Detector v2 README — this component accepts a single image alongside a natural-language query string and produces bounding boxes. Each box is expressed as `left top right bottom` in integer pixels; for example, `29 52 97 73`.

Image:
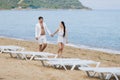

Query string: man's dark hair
38 16 43 20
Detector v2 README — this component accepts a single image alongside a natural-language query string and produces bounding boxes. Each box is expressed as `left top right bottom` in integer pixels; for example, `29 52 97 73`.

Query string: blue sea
0 10 120 54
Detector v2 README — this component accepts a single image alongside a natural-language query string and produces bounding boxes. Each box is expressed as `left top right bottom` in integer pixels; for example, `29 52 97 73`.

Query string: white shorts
38 35 47 44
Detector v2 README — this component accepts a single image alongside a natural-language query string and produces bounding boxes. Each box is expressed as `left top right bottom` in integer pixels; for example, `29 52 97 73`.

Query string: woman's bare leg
58 43 61 58
58 43 64 58
60 43 64 57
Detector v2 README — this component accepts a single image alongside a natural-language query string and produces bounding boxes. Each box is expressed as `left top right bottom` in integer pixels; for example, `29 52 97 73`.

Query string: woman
52 21 68 58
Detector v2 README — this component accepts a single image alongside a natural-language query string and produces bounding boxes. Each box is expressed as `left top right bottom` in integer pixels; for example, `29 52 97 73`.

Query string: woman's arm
53 28 59 36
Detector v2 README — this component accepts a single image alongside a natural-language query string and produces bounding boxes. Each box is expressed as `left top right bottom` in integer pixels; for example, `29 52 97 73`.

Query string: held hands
50 34 54 37
36 37 38 40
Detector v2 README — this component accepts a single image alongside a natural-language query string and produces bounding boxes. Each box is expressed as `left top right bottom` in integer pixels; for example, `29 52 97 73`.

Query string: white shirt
35 22 51 38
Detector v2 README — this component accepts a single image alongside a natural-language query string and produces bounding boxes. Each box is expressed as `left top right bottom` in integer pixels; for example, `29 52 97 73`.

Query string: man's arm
35 24 39 40
44 23 52 36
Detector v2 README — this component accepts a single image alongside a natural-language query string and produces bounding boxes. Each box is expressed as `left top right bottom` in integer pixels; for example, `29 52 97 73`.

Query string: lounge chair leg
54 55 58 58
16 54 21 59
30 55 35 60
112 73 119 80
0 50 2 53
41 61 46 66
71 65 76 70
86 71 91 77
106 74 112 80
21 54 28 60
62 65 67 71
99 73 105 80
9 53 14 58
85 71 97 77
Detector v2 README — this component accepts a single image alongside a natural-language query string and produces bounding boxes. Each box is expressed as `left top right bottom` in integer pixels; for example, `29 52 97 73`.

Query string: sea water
0 10 120 54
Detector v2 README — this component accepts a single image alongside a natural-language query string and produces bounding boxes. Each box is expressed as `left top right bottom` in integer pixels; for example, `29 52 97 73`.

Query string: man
35 16 52 52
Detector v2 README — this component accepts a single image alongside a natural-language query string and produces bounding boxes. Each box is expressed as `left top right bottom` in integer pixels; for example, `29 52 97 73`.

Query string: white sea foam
66 43 120 55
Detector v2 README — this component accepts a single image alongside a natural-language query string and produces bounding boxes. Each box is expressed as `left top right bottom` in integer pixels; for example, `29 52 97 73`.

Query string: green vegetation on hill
0 0 19 9
0 0 90 9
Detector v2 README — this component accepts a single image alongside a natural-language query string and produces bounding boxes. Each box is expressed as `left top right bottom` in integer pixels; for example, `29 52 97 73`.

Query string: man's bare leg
41 43 47 51
39 45 42 52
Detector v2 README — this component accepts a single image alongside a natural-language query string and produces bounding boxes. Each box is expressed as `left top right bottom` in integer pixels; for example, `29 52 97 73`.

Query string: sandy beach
0 37 120 80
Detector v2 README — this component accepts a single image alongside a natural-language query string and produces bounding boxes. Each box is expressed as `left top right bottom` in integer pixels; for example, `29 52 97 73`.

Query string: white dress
57 29 66 44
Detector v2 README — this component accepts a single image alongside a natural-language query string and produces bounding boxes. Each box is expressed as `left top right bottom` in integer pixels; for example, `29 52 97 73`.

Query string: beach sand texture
0 38 120 80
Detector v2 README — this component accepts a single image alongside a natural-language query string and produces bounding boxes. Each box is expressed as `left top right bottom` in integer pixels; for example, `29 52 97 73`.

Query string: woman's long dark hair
61 21 66 37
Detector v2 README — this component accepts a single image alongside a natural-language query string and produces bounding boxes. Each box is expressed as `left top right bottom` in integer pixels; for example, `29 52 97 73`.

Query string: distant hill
0 0 91 9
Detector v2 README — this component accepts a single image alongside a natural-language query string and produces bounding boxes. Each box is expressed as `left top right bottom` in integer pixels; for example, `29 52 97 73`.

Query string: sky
80 0 120 10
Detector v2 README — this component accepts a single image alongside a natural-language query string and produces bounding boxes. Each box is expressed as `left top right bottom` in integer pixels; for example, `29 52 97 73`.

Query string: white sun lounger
35 58 80 61
0 45 25 57
0 45 24 52
35 58 100 70
79 67 120 80
5 51 57 61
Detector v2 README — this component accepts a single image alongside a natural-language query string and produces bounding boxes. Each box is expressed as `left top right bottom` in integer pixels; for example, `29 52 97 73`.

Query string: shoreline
0 36 120 55
0 8 92 11
66 43 120 55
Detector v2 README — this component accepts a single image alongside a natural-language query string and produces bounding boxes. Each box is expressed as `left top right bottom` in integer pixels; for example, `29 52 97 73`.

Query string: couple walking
35 16 68 57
